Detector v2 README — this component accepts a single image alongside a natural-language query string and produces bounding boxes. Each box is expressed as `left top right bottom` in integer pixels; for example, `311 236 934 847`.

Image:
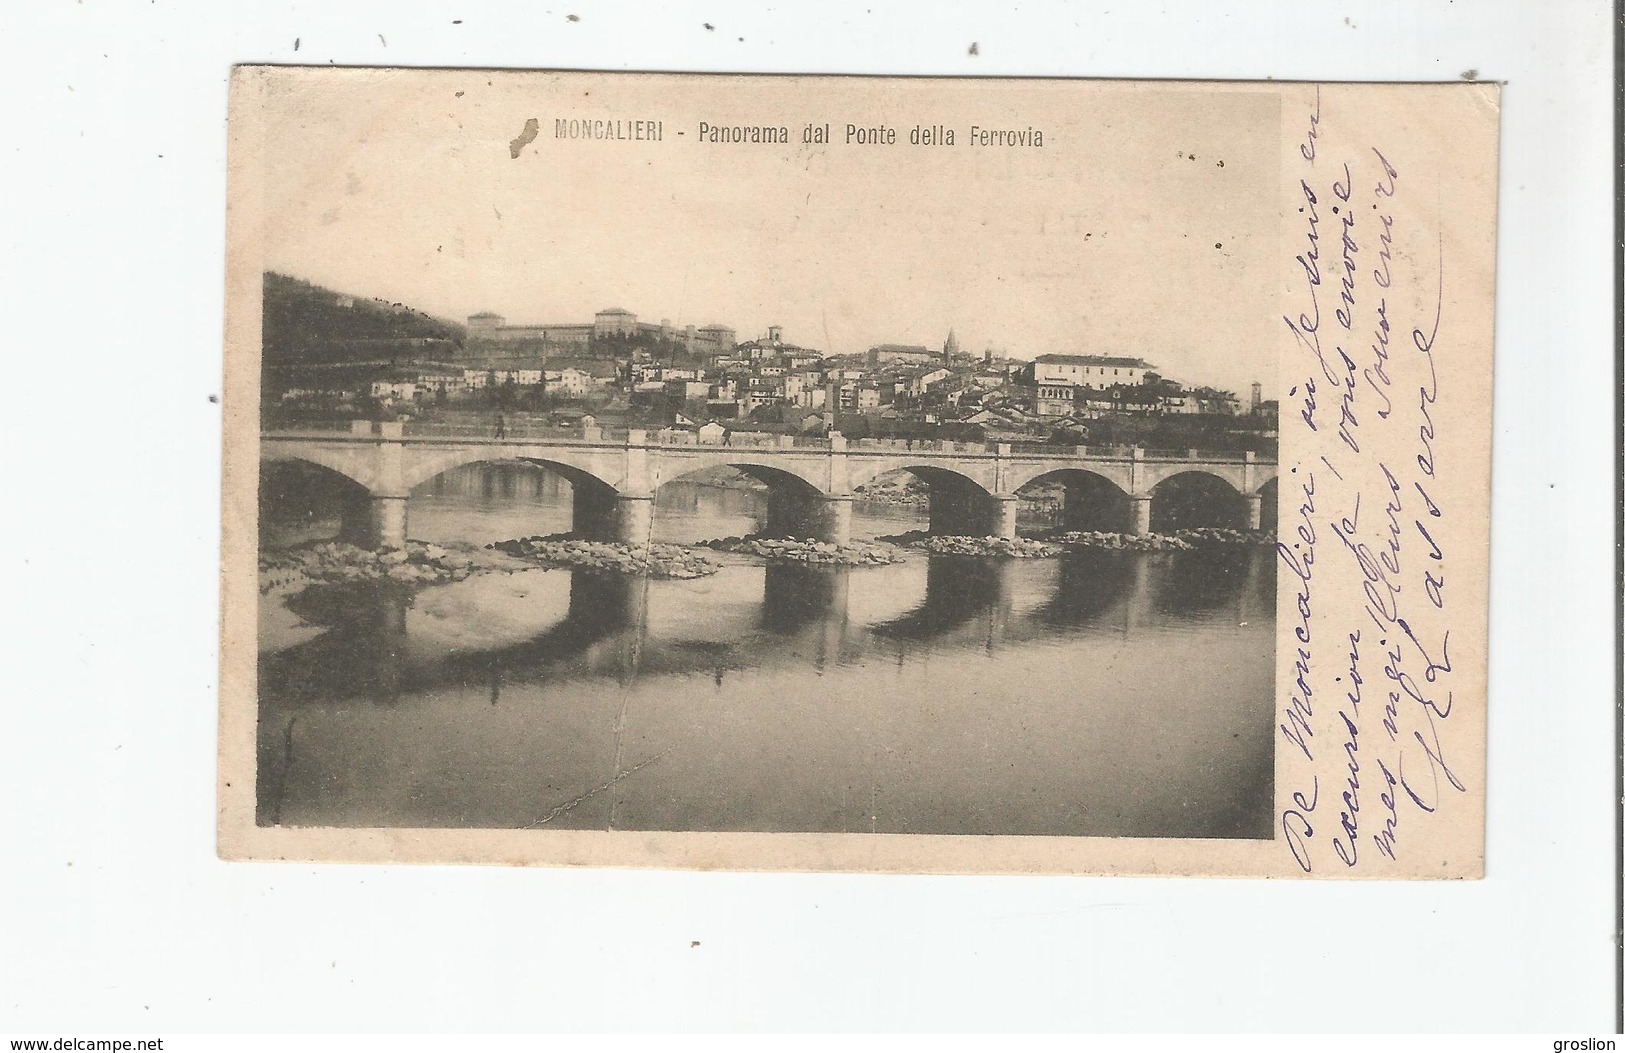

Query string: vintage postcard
219 67 1497 877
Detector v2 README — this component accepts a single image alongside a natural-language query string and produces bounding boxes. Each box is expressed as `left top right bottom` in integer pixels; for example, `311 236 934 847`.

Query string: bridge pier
337 492 373 548
1244 492 1264 530
762 490 851 546
345 494 408 549
571 487 617 540
927 490 978 536
810 495 853 547
926 490 1020 539
1128 493 1153 536
568 488 653 546
614 494 655 546
763 488 807 540
988 494 1020 541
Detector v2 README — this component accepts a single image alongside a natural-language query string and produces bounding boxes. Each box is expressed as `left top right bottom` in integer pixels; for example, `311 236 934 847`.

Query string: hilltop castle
463 307 737 361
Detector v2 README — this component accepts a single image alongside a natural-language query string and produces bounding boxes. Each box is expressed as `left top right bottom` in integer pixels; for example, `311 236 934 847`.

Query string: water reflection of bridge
260 425 1279 549
260 550 1274 721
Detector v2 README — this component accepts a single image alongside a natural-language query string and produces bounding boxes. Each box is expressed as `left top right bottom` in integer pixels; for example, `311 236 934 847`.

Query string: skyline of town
296 281 1260 397
265 268 1275 448
274 241 1281 397
258 79 1281 401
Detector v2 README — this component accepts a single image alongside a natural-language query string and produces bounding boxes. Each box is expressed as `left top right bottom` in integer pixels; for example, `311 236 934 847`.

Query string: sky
247 68 1283 397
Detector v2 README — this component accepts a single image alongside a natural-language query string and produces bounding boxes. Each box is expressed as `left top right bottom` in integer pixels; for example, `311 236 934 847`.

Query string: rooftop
1033 353 1153 368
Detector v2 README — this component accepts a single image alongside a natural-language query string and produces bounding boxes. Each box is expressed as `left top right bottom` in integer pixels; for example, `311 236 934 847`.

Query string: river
258 463 1276 839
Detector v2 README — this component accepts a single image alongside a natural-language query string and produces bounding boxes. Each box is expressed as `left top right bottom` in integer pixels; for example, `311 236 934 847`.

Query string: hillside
263 272 466 368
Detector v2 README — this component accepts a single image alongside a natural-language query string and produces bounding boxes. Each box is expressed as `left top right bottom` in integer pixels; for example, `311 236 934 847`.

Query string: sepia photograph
221 68 1495 876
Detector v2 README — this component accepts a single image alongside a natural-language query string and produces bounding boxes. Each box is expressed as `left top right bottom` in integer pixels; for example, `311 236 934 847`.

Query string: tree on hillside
261 272 467 366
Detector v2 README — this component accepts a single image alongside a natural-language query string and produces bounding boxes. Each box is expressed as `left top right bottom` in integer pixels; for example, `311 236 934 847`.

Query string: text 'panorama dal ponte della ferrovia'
551 118 1046 147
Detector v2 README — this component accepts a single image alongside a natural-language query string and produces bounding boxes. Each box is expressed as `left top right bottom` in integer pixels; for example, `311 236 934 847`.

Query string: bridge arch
652 462 832 542
259 456 377 548
648 450 829 496
261 445 381 495
1137 461 1250 494
846 459 997 495
848 462 1008 538
397 446 624 496
1148 470 1249 531
406 456 626 543
1012 468 1134 534
1003 461 1135 496
703 461 824 498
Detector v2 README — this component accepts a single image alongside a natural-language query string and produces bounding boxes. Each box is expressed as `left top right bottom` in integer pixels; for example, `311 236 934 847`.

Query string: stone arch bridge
261 421 1278 549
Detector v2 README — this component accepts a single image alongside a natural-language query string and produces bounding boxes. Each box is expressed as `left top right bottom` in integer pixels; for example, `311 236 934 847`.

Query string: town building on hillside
1024 353 1159 418
867 343 937 368
1035 382 1077 417
783 349 824 370
904 366 952 397
664 378 711 401
592 307 638 337
466 311 593 349
734 325 823 366
403 370 464 396
1187 388 1243 415
1030 353 1155 388
370 379 419 402
465 307 737 358
545 365 615 397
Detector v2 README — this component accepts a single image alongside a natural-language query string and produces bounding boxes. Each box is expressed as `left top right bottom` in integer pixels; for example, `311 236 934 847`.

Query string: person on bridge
493 412 506 439
721 426 732 446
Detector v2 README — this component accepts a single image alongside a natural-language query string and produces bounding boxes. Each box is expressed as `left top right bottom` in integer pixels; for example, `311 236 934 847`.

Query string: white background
1 0 1616 1034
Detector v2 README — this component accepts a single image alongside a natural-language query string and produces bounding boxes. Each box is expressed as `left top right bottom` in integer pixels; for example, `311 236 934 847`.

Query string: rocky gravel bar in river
876 528 1278 557
1037 527 1277 550
888 534 1064 558
490 535 722 578
258 540 507 595
700 535 906 566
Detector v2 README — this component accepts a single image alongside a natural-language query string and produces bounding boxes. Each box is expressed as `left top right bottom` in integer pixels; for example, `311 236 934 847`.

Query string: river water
259 463 1276 839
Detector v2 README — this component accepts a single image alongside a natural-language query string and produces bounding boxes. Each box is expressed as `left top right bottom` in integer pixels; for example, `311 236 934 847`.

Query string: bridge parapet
265 426 1271 471
270 420 1274 465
